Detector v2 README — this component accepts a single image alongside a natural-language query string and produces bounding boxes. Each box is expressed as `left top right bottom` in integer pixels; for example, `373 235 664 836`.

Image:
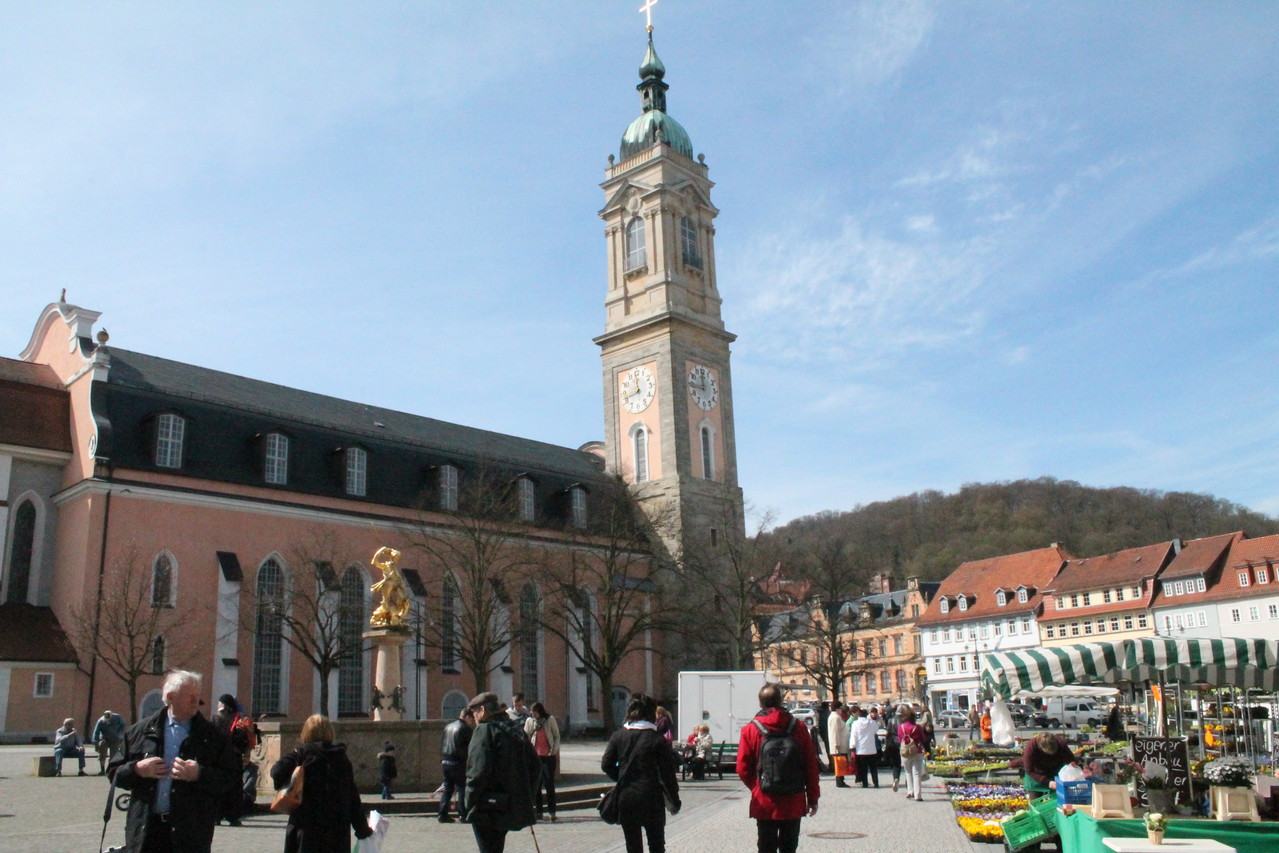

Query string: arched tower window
252 557 286 715
5 500 36 603
337 565 366 715
151 553 175 608
700 424 715 479
680 216 701 268
624 216 646 272
441 573 459 671
150 636 166 675
518 583 540 703
630 424 650 483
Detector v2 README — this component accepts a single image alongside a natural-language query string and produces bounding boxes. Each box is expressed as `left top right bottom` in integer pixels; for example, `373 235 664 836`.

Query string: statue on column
369 546 410 628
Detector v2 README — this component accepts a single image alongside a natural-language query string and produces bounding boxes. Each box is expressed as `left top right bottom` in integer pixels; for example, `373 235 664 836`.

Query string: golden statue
369 546 410 628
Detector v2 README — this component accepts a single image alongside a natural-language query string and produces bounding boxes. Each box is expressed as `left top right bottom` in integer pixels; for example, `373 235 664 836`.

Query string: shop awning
981 637 1279 700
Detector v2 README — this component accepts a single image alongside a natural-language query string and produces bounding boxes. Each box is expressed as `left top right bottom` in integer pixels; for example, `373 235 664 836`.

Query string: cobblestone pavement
1 742 982 853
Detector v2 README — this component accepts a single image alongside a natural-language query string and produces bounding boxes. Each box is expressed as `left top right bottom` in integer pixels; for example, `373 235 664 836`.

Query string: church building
0 26 743 739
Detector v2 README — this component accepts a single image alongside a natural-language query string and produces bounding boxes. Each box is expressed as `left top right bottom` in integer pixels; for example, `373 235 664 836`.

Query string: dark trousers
536 755 557 817
140 815 175 853
855 753 879 787
756 818 802 853
440 758 466 816
471 822 507 853
621 819 665 853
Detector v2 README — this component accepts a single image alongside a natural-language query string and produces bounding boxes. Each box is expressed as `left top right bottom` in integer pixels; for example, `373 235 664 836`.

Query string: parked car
1006 703 1036 726
1040 698 1104 728
937 709 968 729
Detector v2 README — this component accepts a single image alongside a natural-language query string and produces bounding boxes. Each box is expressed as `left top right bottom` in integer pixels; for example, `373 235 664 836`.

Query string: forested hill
770 478 1279 583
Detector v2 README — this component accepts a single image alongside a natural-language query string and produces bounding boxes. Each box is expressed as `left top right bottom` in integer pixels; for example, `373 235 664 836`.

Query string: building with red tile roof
1152 532 1279 640
1038 540 1177 646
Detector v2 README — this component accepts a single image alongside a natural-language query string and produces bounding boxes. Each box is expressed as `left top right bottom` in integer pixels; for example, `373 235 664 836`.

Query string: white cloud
812 0 935 101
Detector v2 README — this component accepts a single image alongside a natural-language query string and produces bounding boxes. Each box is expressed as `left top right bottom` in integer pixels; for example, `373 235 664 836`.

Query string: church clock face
687 364 718 410
620 366 657 413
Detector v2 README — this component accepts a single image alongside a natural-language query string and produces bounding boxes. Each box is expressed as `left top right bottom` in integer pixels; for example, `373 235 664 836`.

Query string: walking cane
531 824 544 853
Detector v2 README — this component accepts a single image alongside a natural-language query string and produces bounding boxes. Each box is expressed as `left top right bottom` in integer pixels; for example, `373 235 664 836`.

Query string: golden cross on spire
639 0 659 33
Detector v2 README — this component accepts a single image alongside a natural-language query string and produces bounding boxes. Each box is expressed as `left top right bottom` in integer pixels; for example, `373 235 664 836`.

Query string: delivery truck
677 670 774 744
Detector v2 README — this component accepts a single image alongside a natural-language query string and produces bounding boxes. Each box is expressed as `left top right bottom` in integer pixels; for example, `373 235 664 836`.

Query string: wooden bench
681 741 740 781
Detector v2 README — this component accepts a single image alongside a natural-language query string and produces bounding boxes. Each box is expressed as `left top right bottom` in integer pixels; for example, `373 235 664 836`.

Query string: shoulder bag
270 763 305 815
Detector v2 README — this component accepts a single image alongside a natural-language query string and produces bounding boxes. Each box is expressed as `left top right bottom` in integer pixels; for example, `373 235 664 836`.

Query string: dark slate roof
0 357 71 453
0 604 78 663
104 348 605 482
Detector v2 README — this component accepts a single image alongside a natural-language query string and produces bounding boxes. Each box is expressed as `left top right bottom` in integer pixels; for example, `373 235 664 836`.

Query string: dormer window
1238 571 1250 588
1017 587 1029 604
439 464 459 511
957 595 968 612
1258 568 1269 584
996 590 1007 607
155 413 185 469
624 216 647 272
570 486 588 530
344 447 367 496
264 433 289 485
517 477 535 522
939 598 949 614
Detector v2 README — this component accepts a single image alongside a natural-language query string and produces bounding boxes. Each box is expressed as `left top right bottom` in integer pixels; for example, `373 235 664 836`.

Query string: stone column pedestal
364 626 410 722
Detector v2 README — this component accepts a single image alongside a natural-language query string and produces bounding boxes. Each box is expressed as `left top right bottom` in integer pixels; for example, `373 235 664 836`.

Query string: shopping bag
355 809 389 853
269 765 304 815
832 755 850 776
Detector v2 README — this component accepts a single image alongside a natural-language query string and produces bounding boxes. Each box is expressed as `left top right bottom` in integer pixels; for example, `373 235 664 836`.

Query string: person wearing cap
54 716 87 776
440 707 476 822
92 709 126 775
377 741 398 800
465 692 540 853
212 694 254 826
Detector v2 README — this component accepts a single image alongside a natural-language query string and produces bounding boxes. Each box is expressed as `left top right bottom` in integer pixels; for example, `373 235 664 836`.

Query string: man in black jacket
109 670 239 853
465 692 540 853
439 706 475 822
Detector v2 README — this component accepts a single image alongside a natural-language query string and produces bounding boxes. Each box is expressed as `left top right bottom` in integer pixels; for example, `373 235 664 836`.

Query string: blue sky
2 2 1277 525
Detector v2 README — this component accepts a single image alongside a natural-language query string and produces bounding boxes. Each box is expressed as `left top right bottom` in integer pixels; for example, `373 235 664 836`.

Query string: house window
1174 580 1185 595
932 658 941 674
1124 615 1134 630
1007 619 1016 634
1019 618 1030 633
632 425 649 483
939 599 949 614
1162 582 1173 596
878 638 887 657
1257 568 1269 584
1116 588 1125 602
993 621 1003 636
1070 594 1079 607
1083 593 1092 606
880 671 890 691
517 477 535 522
679 216 701 268
441 574 459 671
957 596 968 611
896 669 907 692
1269 604 1278 619
264 433 289 485
1045 624 1055 639
979 624 989 639
1231 608 1241 623
155 413 185 468
959 655 968 672
1084 621 1093 635
345 447 367 496
519 584 541 703
1017 588 1028 604
1110 617 1120 632
700 425 715 479
1131 584 1141 598
931 629 939 642
945 657 954 673
996 590 1007 606
1103 589 1112 603
150 636 166 675
151 553 174 608
5 500 36 604
439 465 459 511
893 636 902 655
252 557 286 715
338 566 367 715
33 672 53 698
1070 621 1080 636
570 487 588 530
624 216 646 272
1175 614 1184 630
1196 577 1206 592
1238 571 1250 587
1249 606 1260 621
911 604 920 617
941 627 950 642
1198 611 1208 626
1137 614 1148 628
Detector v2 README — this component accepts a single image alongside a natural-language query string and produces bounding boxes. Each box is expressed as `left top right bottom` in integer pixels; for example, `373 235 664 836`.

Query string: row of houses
756 532 1279 713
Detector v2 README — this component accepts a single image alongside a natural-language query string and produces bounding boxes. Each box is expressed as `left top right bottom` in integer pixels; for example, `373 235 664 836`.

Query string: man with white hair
110 670 239 853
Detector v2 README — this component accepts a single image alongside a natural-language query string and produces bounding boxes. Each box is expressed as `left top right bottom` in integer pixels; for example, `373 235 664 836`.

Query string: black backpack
753 718 806 796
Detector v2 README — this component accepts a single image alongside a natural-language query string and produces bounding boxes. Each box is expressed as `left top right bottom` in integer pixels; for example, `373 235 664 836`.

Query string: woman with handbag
523 702 561 822
269 714 372 853
896 708 928 802
601 693 681 853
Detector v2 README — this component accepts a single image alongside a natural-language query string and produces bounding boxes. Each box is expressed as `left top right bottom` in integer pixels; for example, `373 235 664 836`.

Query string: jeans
902 753 926 799
53 745 85 774
621 820 665 853
441 759 466 817
471 822 507 853
756 818 802 853
535 755 557 817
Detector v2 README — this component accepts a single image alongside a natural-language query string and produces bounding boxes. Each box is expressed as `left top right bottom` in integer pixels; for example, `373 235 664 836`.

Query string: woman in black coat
270 714 373 853
601 693 681 853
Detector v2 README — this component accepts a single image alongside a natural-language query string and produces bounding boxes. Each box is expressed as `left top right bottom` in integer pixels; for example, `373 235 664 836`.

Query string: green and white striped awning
981 638 1279 700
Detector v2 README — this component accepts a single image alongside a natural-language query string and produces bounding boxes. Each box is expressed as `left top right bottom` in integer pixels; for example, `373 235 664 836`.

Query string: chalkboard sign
1133 736 1193 805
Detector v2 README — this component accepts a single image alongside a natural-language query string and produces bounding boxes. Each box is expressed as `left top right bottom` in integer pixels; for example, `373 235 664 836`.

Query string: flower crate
1001 810 1052 852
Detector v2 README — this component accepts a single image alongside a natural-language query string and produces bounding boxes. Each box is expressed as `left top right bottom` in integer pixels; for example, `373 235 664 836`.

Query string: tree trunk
318 664 331 717
128 679 139 725
601 673 616 733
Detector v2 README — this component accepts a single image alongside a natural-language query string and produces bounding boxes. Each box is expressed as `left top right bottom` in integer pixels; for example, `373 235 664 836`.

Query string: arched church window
625 217 646 272
150 636 166 675
631 425 649 483
441 573 460 671
518 583 540 703
700 425 715 479
680 216 701 268
5 500 36 603
337 565 366 715
252 557 286 715
151 553 174 607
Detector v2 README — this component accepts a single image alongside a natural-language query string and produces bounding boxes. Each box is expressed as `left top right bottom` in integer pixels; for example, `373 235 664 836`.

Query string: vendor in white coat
849 708 880 788
826 702 852 788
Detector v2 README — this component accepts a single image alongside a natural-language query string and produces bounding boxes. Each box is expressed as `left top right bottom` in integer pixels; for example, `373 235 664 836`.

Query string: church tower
596 28 745 575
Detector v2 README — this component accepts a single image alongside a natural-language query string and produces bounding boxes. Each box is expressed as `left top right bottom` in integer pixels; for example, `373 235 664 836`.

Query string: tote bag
270 764 305 815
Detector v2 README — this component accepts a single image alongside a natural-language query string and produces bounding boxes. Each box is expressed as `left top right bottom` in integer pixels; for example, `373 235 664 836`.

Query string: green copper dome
619 33 694 162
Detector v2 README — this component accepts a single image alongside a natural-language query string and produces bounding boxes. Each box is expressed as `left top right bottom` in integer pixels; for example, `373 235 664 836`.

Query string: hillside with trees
767 477 1279 584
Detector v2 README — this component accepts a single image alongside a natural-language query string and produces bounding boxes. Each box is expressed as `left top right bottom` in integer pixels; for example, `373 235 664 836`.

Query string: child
378 741 398 800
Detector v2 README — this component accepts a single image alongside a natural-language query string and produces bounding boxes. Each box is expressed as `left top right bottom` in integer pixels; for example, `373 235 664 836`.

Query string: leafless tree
65 546 202 724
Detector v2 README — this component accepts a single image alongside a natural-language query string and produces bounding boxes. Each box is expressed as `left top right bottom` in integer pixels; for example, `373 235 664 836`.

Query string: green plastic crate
1001 810 1052 852
1029 794 1058 827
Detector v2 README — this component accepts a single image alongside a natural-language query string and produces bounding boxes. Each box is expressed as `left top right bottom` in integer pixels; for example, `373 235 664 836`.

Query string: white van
1041 698 1104 728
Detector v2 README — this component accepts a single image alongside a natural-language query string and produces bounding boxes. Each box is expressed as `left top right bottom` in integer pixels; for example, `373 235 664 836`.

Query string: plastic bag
1058 764 1085 783
990 701 1016 746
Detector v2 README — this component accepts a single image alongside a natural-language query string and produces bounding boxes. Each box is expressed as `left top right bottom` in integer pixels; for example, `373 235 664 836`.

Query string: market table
1102 838 1235 853
1055 810 1277 853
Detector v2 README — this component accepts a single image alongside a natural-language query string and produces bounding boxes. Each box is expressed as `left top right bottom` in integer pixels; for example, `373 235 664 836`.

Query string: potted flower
1143 811 1168 844
1141 762 1176 814
1144 811 1168 844
1203 758 1258 821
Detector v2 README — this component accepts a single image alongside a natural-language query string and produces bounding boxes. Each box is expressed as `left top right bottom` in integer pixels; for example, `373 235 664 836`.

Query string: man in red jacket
737 684 821 853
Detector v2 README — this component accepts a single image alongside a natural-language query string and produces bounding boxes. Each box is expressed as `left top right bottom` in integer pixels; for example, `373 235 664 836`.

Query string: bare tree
404 465 536 696
535 477 670 733
65 546 201 723
240 529 369 717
